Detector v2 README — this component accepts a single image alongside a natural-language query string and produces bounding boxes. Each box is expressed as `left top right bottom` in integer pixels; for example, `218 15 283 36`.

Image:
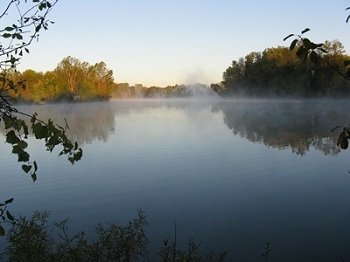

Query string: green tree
54 56 84 95
54 56 115 100
215 40 350 97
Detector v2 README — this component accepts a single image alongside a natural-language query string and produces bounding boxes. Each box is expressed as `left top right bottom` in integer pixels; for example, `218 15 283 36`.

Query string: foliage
284 28 350 82
214 40 350 97
1 211 55 262
0 0 82 234
283 28 326 63
0 1 82 178
0 210 226 261
0 0 57 69
113 83 216 99
158 223 227 262
0 198 15 237
5 56 115 102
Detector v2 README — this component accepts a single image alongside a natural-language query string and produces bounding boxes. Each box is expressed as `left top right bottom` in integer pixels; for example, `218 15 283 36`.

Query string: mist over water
1 98 350 261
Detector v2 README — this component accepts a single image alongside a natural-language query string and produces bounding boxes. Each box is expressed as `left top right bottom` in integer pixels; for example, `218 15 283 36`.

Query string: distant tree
53 57 115 100
54 56 84 94
214 40 350 97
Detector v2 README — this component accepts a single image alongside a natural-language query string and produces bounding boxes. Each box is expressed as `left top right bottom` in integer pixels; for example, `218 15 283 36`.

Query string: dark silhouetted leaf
22 164 32 173
5 198 14 204
301 28 310 34
0 225 4 236
12 145 23 154
31 173 37 182
290 39 298 50
302 38 312 49
6 130 20 144
4 26 14 31
6 210 14 221
18 151 30 162
283 34 294 41
34 161 38 172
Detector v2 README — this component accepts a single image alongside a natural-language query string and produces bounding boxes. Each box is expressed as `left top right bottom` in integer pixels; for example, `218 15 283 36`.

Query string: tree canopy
6 56 115 103
211 39 350 97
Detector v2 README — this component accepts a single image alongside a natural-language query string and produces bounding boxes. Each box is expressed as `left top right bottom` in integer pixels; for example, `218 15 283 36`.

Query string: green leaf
347 15 350 23
6 211 14 221
0 225 4 236
6 130 20 144
283 34 294 41
32 122 45 139
68 156 75 164
4 26 14 31
22 164 32 173
302 38 312 50
301 28 310 34
2 33 11 38
31 173 37 182
18 151 30 162
34 161 38 172
15 33 23 40
5 198 14 204
48 135 60 146
22 122 29 137
290 39 298 50
12 145 23 154
2 114 14 129
18 140 28 149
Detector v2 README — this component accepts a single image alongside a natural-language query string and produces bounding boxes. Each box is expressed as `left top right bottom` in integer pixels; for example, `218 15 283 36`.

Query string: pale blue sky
16 0 350 87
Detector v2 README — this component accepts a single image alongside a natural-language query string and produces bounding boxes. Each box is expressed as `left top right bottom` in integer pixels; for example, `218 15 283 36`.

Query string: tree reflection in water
212 99 347 156
3 99 348 157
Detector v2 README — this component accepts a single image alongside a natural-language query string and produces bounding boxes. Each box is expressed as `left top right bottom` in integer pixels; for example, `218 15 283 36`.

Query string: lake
1 98 350 261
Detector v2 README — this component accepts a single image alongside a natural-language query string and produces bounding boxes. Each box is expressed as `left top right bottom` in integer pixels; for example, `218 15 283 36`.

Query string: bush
0 210 226 262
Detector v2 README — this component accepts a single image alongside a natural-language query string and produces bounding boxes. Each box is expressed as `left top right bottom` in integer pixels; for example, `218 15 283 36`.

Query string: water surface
1 99 350 261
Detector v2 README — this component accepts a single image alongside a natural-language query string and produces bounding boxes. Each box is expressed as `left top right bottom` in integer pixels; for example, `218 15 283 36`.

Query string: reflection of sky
1 101 350 261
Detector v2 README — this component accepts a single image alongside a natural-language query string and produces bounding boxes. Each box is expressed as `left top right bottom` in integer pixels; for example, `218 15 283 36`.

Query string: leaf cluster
283 28 327 64
1 108 83 181
284 28 350 82
0 1 82 182
0 198 15 237
0 0 57 69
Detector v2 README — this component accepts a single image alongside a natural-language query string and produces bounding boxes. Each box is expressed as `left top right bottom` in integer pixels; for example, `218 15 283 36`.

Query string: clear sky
15 0 350 87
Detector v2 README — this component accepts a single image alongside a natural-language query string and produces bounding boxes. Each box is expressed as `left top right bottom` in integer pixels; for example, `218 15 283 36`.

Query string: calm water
1 99 350 261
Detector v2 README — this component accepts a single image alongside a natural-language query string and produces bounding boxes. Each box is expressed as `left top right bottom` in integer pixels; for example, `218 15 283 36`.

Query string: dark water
1 99 350 261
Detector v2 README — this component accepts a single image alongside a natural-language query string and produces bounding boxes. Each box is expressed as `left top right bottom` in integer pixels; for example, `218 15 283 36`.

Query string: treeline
4 55 216 103
112 83 216 99
211 40 350 97
6 56 115 103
